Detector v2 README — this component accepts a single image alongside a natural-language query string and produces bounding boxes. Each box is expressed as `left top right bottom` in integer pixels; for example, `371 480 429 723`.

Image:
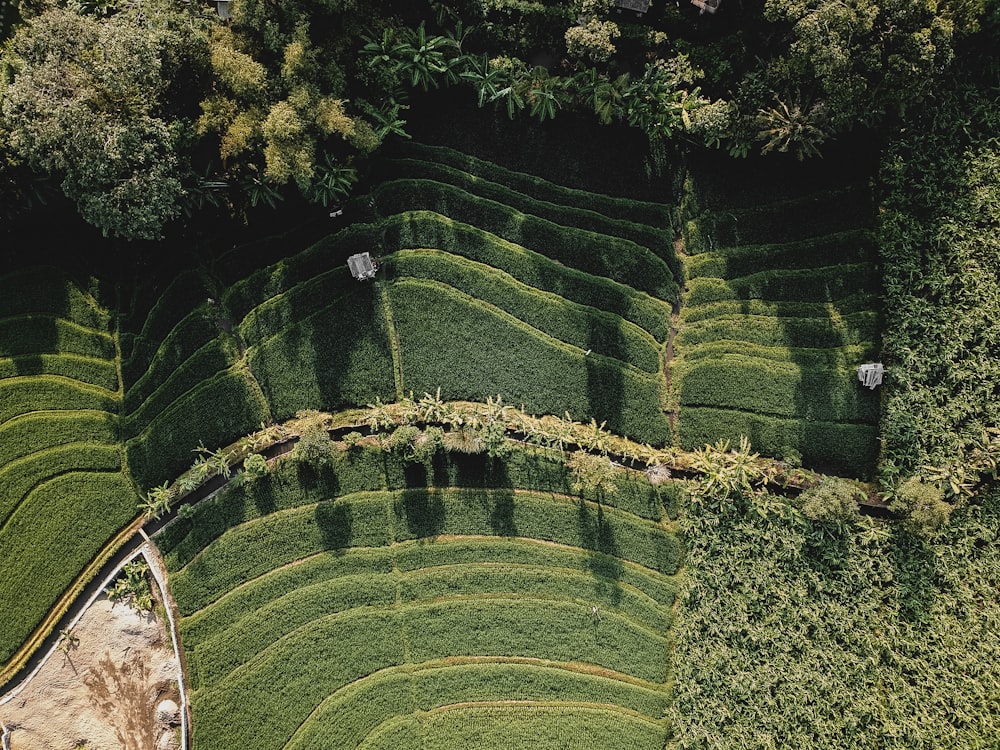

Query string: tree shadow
316 500 352 551
397 489 445 539
577 499 624 605
586 355 625 438
489 488 517 537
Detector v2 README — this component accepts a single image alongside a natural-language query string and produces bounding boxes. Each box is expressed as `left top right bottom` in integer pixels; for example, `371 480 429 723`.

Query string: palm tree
461 54 506 108
139 482 173 521
757 97 829 160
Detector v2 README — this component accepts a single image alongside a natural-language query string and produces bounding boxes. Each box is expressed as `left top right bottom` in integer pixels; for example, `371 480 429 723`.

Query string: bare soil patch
1 596 180 750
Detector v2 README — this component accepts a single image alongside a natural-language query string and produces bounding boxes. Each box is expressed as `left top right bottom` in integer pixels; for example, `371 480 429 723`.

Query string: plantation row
673 161 881 475
159 449 680 750
0 268 138 667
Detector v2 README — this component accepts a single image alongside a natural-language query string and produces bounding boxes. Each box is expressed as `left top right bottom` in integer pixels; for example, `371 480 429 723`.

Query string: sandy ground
1 593 181 750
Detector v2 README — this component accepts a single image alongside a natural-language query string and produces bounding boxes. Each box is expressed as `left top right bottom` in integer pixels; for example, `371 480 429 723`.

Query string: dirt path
0 550 182 750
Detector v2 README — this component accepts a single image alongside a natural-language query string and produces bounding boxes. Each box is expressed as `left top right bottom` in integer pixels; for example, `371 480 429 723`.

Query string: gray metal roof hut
347 252 377 281
213 0 231 20
614 0 651 15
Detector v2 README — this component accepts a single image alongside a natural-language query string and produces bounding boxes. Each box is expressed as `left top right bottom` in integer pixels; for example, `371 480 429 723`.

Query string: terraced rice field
0 267 138 664
673 158 881 475
158 449 681 750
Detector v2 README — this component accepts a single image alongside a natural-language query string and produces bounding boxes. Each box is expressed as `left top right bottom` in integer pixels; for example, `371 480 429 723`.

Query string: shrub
242 452 270 480
800 477 862 523
890 478 951 537
293 424 335 469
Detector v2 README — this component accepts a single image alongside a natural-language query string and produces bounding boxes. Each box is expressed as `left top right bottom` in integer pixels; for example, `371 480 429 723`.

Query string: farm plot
0 268 138 666
674 162 881 475
365 150 678 446
159 449 680 750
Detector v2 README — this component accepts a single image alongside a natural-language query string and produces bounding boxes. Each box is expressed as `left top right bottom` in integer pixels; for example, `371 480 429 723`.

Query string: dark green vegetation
0 267 137 665
669 481 1000 748
159 448 681 750
673 153 882 475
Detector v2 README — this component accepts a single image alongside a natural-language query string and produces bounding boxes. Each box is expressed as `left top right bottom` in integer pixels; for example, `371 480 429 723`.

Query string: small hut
347 253 378 281
691 0 722 13
214 0 231 20
614 0 651 15
857 363 885 390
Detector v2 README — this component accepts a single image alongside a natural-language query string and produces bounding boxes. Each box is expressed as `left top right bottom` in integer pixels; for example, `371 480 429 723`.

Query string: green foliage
126 369 269 489
107 559 153 612
0 471 137 665
247 287 395 420
389 278 672 446
377 157 678 270
566 450 623 496
388 142 673 227
293 424 335 469
390 250 660 373
371 179 679 301
241 452 270 481
799 477 861 524
380 213 671 341
680 407 878 477
890 478 951 538
878 71 1000 484
669 485 1000 749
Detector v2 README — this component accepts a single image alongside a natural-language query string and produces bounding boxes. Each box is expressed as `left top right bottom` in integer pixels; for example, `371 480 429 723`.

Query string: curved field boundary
388 250 661 373
389 141 673 227
0 375 118 425
0 267 110 329
371 179 679 300
680 294 877 323
0 410 116 466
378 157 679 271
381 211 672 340
685 228 872 276
0 353 118 390
287 663 669 750
0 442 121 526
0 314 114 360
677 312 878 350
388 277 672 444
356 701 667 750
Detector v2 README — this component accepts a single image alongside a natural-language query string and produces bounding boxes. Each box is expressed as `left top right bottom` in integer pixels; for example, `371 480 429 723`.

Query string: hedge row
191 599 668 750
380 212 671 340
0 442 122 525
683 187 872 254
126 368 269 490
679 406 878 476
378 157 679 273
170 489 680 614
223 227 374 322
289 663 668 750
677 355 879 423
122 312 222 410
680 294 877 324
685 229 873 279
0 267 109 330
0 470 136 665
390 141 673 227
181 535 677 651
361 705 666 750
0 353 117 391
124 337 236 438
0 315 114 360
0 410 116 467
248 287 395 422
677 312 878 350
191 562 671 688
238 267 354 346
684 263 877 306
390 250 661 373
372 180 679 301
0 376 117 425
390 278 672 445
162 449 672 575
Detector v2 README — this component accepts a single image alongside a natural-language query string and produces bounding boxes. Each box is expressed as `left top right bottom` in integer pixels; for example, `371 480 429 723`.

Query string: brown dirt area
1 595 181 750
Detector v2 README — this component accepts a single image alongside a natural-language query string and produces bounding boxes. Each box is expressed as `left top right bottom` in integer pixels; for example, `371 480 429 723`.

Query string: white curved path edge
0 539 190 750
